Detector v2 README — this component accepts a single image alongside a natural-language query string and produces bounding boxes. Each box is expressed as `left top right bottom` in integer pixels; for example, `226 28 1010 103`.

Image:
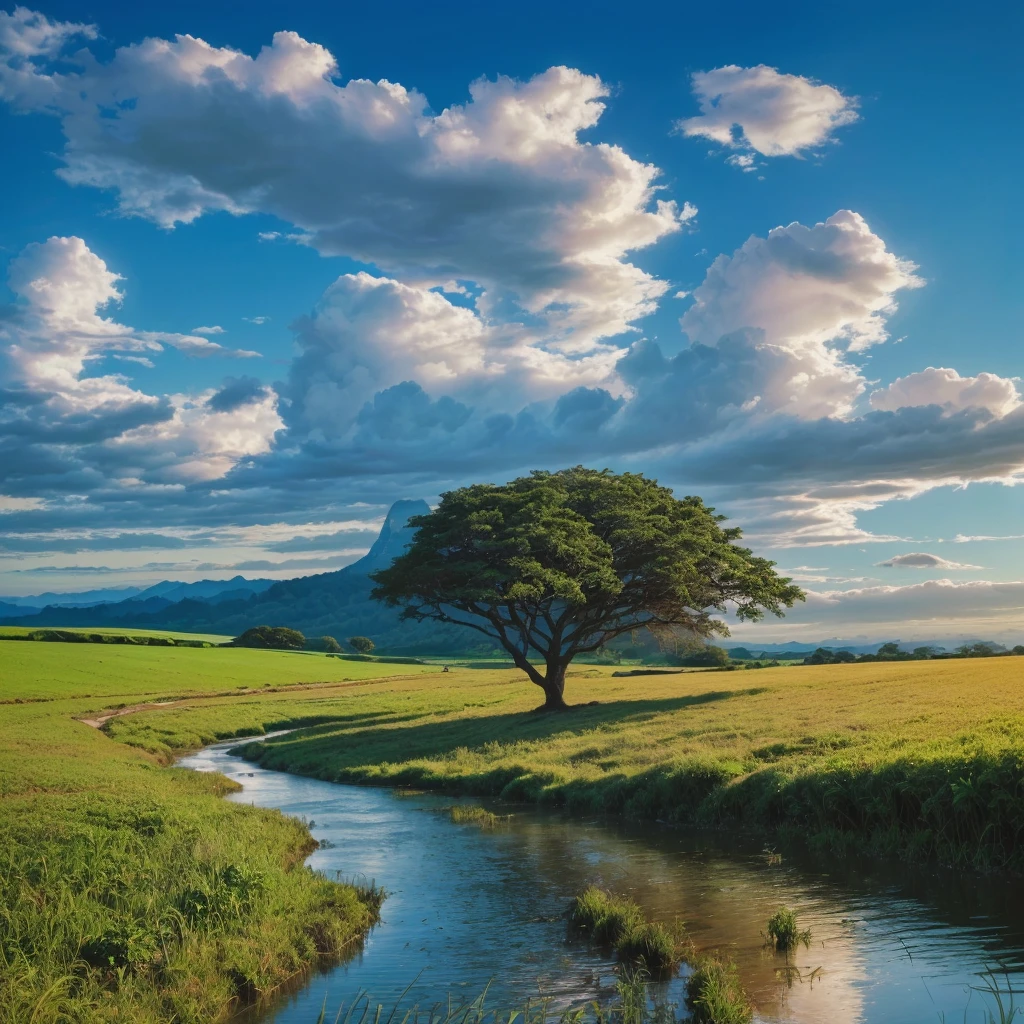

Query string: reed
685 956 753 1024
446 805 513 829
568 887 685 973
762 907 811 952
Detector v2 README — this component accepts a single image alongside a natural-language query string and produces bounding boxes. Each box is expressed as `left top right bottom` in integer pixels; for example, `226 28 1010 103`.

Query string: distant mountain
135 576 275 604
0 600 38 619
0 501 490 655
0 585 146 609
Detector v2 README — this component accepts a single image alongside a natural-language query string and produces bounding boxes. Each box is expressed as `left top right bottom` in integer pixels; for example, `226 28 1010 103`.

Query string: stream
180 739 1024 1024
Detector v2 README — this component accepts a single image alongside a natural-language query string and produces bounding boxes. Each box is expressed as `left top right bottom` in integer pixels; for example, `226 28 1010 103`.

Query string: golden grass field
107 654 1024 869
0 642 421 1024
5 638 1024 1023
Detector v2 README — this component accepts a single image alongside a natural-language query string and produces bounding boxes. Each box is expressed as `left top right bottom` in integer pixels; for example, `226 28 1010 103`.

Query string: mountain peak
356 499 430 573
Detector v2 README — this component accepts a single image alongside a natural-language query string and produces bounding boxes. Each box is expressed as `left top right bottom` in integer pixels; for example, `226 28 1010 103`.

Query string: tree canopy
348 636 375 654
231 626 306 650
371 467 804 708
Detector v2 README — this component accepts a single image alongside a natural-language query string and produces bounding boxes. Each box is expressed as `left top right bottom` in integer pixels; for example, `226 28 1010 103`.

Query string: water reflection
180 741 1024 1024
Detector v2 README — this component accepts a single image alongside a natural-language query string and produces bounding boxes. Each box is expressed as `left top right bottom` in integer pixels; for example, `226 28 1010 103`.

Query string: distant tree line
802 640 1024 665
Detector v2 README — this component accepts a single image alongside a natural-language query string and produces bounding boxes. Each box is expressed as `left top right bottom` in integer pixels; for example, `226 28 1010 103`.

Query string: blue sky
0 0 1021 641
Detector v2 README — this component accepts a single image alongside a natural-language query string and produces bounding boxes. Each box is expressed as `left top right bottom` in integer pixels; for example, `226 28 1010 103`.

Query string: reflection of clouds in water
178 744 1024 1024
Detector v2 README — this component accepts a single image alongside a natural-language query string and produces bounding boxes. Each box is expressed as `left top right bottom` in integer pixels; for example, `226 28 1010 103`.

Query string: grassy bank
106 657 1024 871
0 643 424 1023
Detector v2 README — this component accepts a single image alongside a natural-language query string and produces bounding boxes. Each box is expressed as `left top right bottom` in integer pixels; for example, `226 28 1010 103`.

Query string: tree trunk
539 664 568 710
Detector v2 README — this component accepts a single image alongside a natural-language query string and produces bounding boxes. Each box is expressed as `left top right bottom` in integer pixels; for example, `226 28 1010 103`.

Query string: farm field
0 642 424 1024
109 655 1024 871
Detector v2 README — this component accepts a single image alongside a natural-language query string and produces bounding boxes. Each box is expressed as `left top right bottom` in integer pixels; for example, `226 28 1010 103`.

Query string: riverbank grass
106 656 1024 871
0 642 422 1024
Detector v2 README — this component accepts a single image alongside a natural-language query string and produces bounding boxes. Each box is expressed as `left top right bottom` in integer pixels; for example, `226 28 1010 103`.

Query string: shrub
231 626 306 650
348 636 375 655
305 635 342 653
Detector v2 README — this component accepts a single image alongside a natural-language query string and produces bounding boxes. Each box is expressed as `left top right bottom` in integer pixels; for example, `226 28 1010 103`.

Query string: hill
0 501 488 654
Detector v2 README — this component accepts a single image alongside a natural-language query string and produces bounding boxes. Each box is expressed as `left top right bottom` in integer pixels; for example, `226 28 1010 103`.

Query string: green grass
763 907 810 952
568 887 685 973
685 956 753 1024
446 805 513 828
104 657 1024 870
0 638 434 701
0 642 429 1023
0 625 234 643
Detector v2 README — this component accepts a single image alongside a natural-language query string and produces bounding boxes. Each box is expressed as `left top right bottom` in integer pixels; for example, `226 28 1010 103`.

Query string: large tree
371 468 804 709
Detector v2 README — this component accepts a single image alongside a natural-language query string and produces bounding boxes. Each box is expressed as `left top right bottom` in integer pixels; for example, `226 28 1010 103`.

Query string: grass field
0 624 234 643
0 642 427 1024
0 639 434 701
8 641 1024 1022
105 656 1024 871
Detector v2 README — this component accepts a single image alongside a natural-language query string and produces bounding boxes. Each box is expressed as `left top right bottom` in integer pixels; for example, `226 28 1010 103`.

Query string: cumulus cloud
682 210 923 356
877 552 982 570
0 20 692 354
677 65 858 160
870 366 1020 418
0 236 281 489
2 10 1023 610
283 271 628 445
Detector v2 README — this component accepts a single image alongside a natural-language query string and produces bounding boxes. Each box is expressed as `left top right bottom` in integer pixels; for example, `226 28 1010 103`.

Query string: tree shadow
247 687 768 775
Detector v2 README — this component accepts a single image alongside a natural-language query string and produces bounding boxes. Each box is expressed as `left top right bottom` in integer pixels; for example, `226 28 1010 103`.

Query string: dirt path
74 673 426 730
78 700 183 729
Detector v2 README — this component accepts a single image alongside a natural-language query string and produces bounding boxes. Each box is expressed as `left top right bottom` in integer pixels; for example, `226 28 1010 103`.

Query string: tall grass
762 907 811 952
446 805 513 829
313 972 662 1024
0 646 408 1023
115 657 1024 871
568 887 685 973
685 957 753 1024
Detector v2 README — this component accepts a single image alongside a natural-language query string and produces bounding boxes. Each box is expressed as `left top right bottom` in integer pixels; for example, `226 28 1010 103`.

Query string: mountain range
3 503 1013 656
0 501 490 654
0 576 276 620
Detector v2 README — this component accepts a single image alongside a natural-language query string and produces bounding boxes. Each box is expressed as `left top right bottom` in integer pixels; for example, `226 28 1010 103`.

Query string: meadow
8 639 1024 1023
107 656 1024 871
0 641 428 1024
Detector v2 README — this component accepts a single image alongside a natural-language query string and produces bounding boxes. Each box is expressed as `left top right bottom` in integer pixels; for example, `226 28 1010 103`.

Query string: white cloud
678 64 858 160
284 271 628 444
191 325 225 335
243 315 270 324
0 23 691 355
682 211 923 356
877 552 982 569
111 387 283 483
0 495 45 513
0 236 281 484
870 366 1020 418
954 533 1024 543
730 579 1024 641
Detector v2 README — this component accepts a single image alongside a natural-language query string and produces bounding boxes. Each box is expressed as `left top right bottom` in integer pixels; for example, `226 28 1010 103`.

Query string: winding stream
181 739 1024 1023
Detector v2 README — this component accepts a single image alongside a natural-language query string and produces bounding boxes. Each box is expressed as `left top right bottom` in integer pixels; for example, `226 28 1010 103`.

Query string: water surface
181 740 1024 1023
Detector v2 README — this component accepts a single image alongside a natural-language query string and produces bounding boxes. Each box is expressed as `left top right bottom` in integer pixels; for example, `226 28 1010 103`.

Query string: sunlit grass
107 657 1024 869
0 643 421 1023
